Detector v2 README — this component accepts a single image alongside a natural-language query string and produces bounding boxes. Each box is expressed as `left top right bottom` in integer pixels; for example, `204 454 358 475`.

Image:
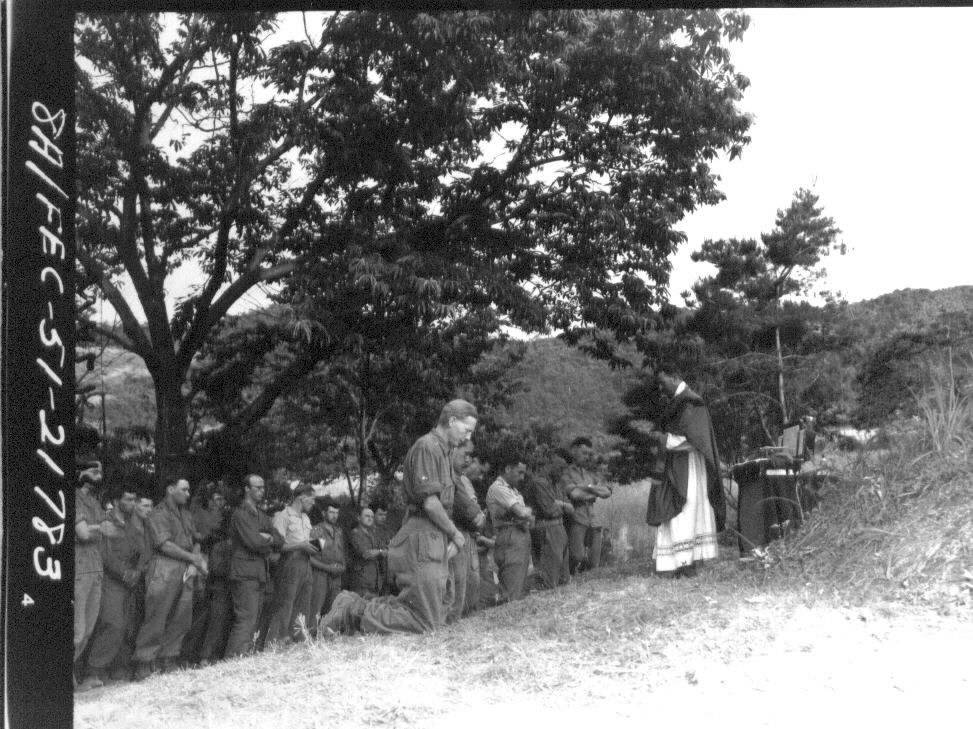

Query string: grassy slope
74 558 972 729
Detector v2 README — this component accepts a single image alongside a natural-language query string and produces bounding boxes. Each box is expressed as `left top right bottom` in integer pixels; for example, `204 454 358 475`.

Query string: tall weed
912 350 972 455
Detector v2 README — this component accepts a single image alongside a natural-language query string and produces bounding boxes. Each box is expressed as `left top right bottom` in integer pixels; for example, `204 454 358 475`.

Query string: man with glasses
225 474 284 657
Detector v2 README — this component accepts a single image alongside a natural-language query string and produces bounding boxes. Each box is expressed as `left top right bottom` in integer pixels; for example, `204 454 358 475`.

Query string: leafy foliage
75 10 754 491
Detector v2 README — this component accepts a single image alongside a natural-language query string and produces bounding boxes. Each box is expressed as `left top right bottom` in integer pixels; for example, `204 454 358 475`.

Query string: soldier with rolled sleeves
132 477 205 679
308 498 346 634
320 399 479 635
83 484 147 685
560 436 613 574
225 474 284 658
74 460 118 691
486 453 533 603
265 482 318 645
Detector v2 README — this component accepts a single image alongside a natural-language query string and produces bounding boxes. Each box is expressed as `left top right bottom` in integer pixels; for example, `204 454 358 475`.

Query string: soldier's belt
533 518 566 528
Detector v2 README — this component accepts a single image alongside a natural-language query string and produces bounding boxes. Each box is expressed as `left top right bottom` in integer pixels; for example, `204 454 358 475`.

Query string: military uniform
133 500 198 668
524 475 570 589
86 508 147 679
349 524 383 597
198 536 233 662
560 464 607 571
486 476 531 602
455 474 483 617
309 520 345 631
323 430 478 634
264 504 315 643
225 501 283 657
75 488 106 664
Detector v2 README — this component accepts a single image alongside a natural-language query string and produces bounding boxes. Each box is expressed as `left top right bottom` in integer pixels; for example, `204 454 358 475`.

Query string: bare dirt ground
74 558 972 729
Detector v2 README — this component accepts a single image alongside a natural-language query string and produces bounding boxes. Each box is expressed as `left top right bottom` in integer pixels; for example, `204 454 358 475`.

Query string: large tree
76 10 752 489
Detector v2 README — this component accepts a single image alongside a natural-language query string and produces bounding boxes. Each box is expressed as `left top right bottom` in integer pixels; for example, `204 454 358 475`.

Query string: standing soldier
349 506 386 597
133 477 205 679
448 442 487 621
371 502 394 594
74 461 117 691
182 484 228 665
525 452 574 590
265 482 318 645
486 454 533 603
83 485 147 686
225 474 284 657
308 498 346 634
459 449 490 615
560 437 613 574
321 399 479 634
197 517 234 665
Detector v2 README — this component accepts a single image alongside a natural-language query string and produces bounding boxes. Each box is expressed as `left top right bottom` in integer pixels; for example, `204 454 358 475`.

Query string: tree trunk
774 323 788 424
357 411 368 508
153 374 190 499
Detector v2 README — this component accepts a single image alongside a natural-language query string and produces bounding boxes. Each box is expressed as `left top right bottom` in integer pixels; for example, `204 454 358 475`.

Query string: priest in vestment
645 369 726 577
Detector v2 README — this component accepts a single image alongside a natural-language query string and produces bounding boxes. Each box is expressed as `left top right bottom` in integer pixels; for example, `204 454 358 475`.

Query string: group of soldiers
73 465 374 690
76 372 723 688
72 402 617 691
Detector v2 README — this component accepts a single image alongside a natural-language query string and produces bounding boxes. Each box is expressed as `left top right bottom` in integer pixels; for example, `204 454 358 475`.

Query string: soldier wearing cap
264 481 318 644
74 460 119 691
320 399 480 634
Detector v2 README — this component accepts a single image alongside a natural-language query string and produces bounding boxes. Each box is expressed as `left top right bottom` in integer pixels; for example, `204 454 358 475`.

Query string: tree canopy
76 10 753 490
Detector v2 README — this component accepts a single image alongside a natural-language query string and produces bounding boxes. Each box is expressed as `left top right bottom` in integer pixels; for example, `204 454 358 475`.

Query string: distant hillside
838 285 973 347
77 285 973 449
76 347 155 433
486 337 641 449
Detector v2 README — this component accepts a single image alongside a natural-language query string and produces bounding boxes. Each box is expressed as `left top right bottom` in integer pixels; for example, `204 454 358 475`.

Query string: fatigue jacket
76 488 106 575
147 499 198 554
313 521 345 576
559 465 606 528
229 502 282 583
349 525 382 589
101 510 148 588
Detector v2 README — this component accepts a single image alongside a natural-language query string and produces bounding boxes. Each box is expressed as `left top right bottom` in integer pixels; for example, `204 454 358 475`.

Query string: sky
671 7 973 304
106 8 973 324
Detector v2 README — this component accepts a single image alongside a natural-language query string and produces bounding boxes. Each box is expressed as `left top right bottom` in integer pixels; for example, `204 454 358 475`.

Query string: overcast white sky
113 8 973 325
672 7 973 304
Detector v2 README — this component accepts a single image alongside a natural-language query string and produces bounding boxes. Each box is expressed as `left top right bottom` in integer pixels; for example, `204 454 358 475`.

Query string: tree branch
76 246 153 363
221 346 331 437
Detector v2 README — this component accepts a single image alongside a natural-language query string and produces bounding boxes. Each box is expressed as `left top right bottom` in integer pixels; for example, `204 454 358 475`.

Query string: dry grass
75 549 973 729
768 420 973 607
602 480 656 562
